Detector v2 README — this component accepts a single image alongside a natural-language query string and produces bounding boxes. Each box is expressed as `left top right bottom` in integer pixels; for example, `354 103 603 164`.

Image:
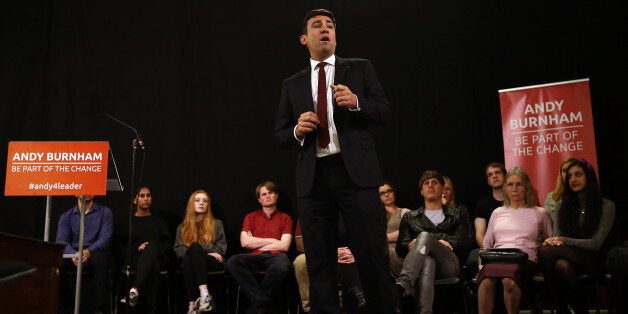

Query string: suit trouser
298 154 393 314
294 253 364 313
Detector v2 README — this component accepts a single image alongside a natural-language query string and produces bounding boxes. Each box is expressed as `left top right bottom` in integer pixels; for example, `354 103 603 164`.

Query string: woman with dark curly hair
539 159 616 314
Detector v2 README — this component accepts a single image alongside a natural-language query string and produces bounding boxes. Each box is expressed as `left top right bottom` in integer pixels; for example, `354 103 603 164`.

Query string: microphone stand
100 114 145 311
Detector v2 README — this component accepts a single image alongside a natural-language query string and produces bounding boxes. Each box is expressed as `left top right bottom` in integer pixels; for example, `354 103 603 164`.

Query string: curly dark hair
557 159 603 238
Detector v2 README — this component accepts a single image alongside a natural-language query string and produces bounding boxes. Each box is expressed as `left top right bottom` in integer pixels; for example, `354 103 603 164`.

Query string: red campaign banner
4 141 109 196
498 78 598 205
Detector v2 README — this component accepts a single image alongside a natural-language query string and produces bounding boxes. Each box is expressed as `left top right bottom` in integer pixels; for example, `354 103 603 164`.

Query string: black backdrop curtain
1 1 626 256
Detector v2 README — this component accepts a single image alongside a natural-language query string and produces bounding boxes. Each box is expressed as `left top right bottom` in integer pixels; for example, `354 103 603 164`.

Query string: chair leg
166 274 172 314
235 286 241 314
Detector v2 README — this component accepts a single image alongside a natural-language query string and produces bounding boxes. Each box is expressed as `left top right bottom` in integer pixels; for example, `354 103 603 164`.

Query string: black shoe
348 286 367 308
246 303 275 314
392 283 406 313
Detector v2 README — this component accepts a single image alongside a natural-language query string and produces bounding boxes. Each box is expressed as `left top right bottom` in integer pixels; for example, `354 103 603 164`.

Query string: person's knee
88 251 111 270
143 242 160 254
417 231 430 242
269 256 291 275
294 254 307 272
224 255 238 270
180 254 192 267
501 278 518 292
479 278 496 290
186 242 203 255
554 259 571 274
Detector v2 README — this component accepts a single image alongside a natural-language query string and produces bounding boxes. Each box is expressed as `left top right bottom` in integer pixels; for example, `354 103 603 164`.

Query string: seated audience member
174 190 227 313
293 218 366 313
477 167 553 314
543 157 578 214
124 185 172 312
56 195 113 314
379 182 411 277
225 181 293 314
466 162 507 276
442 176 474 261
393 170 472 314
539 159 615 313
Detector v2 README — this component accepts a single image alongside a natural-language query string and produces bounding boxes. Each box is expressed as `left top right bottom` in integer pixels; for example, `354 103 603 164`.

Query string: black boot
392 283 406 314
348 286 367 308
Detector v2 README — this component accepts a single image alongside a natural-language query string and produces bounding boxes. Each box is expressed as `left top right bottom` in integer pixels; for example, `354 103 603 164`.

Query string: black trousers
59 250 112 313
337 263 361 291
539 245 598 311
225 252 291 309
129 242 167 313
180 243 224 302
298 155 393 314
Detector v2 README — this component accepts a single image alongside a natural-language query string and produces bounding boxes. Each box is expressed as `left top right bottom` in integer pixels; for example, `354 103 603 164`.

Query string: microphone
99 113 146 149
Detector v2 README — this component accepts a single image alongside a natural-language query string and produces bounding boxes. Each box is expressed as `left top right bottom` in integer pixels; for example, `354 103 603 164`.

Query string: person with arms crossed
225 181 293 314
275 8 392 313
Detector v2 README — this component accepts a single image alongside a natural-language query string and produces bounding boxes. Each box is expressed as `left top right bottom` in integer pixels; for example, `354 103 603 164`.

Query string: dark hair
485 162 506 178
134 184 152 197
255 181 278 199
302 9 336 35
557 159 603 238
550 157 578 202
380 181 396 191
418 170 444 188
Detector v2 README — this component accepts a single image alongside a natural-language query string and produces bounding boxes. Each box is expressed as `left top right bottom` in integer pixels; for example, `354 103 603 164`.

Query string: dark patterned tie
317 62 330 148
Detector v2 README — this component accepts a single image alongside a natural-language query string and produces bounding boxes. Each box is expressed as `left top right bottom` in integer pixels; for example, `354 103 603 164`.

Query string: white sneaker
196 294 216 312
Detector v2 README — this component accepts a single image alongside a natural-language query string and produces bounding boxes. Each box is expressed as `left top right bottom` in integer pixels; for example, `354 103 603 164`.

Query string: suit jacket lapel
334 56 349 88
299 66 314 112
333 56 349 112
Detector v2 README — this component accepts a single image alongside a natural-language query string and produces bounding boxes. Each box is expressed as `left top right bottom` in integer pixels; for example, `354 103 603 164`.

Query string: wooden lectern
0 232 64 313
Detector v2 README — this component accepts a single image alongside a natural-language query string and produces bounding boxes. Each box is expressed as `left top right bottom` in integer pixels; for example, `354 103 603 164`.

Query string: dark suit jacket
275 56 391 197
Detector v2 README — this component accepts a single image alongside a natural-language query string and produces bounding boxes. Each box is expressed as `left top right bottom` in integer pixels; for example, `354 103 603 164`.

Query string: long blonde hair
442 176 456 208
550 157 578 202
180 190 215 246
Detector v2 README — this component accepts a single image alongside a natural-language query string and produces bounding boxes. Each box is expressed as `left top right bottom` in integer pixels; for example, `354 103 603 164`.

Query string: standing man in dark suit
275 8 393 313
